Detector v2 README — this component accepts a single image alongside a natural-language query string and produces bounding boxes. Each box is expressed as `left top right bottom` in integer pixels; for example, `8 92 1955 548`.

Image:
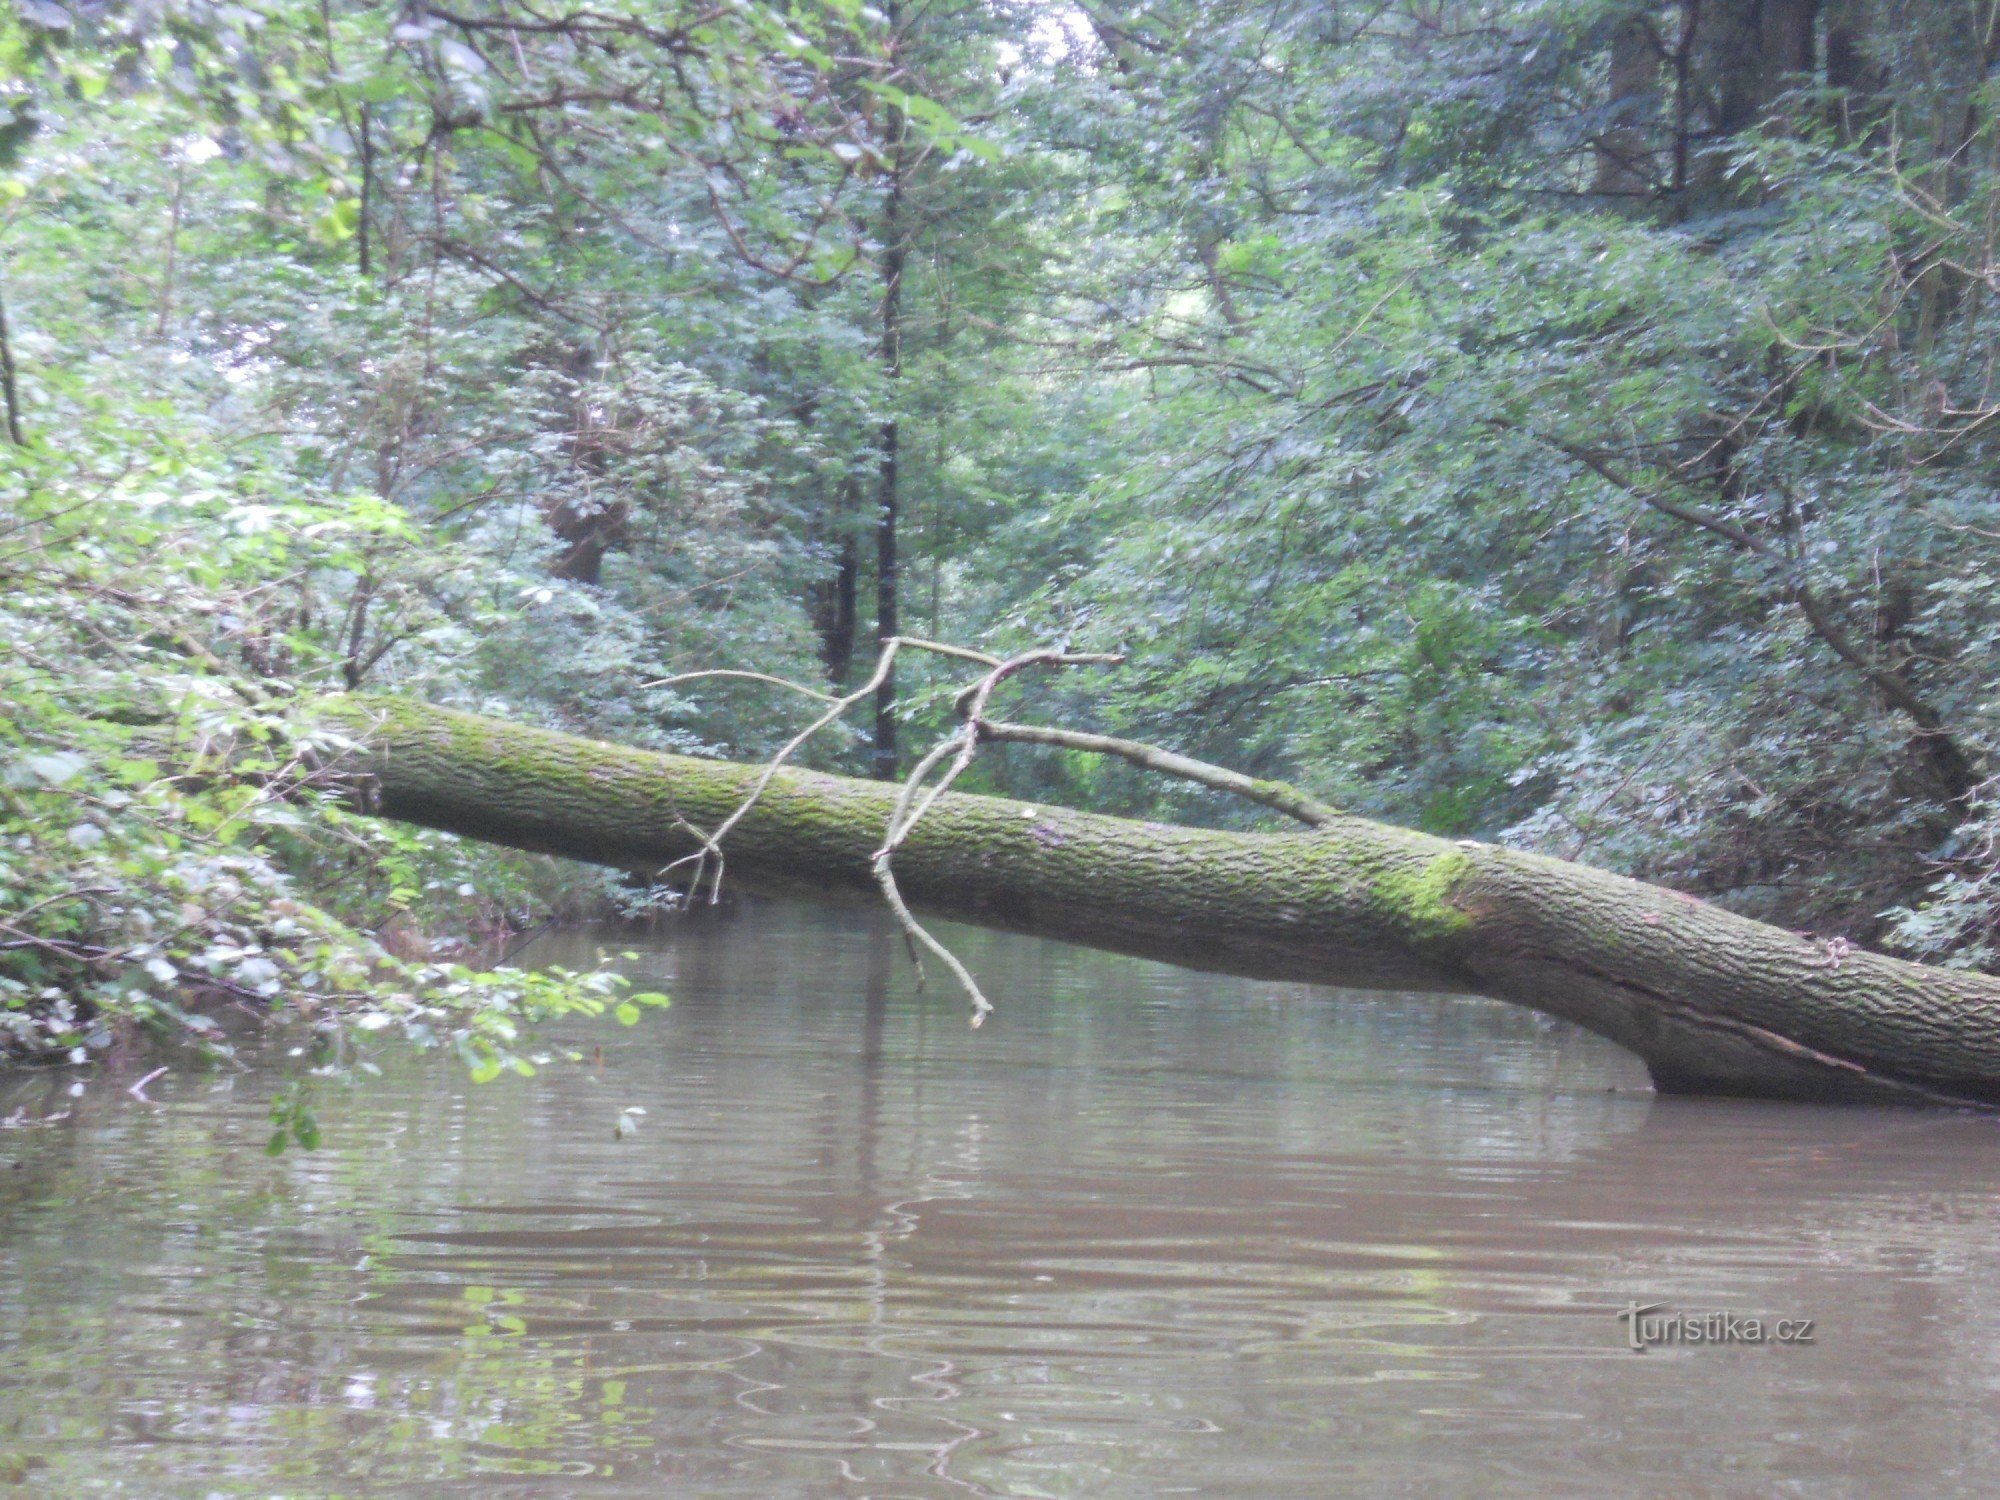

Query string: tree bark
1594 10 1662 198
1759 0 1816 95
812 478 861 684
358 104 374 279
1707 0 1766 137
325 696 2000 1110
873 10 908 781
0 285 23 447
828 524 861 683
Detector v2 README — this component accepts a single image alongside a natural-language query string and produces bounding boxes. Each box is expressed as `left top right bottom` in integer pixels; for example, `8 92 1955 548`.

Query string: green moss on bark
318 694 2000 1108
1370 850 1475 941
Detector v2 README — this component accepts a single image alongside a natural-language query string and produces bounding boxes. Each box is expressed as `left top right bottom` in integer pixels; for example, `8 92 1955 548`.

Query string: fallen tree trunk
326 696 2000 1108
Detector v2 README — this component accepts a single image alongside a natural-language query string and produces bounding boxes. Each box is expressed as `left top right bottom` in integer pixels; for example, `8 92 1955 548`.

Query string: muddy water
0 899 1996 1496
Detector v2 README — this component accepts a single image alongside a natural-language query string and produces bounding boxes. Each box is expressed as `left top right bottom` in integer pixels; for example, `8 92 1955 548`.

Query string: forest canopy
6 0 2000 1070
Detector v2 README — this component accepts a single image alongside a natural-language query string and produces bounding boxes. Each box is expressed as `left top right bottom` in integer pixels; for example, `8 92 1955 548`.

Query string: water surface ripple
1 900 1995 1496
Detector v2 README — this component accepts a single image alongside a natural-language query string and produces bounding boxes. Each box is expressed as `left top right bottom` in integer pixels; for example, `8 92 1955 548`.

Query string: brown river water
0 899 1997 1496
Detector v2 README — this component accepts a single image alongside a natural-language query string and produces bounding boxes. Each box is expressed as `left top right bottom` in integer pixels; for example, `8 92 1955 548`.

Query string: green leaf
20 752 88 787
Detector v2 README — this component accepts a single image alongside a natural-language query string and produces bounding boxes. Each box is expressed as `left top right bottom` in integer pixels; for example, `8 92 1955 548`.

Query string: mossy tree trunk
326 697 2000 1109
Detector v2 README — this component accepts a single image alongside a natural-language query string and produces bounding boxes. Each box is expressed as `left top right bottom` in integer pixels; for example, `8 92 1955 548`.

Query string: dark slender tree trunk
1757 0 1818 135
341 576 374 691
1824 0 1868 88
1759 0 1816 90
1673 0 1819 203
0 285 22 447
874 411 900 776
1825 0 1886 141
834 525 859 681
358 105 373 278
1680 0 1768 210
1595 10 1662 197
873 50 908 780
1709 0 1766 136
1668 0 1700 212
815 478 861 683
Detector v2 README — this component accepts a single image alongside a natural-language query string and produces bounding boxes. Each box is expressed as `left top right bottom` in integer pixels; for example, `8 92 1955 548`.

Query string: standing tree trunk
1825 0 1886 142
357 104 374 278
1594 9 1663 198
1674 0 1819 204
1759 0 1817 94
815 483 861 685
0 285 23 447
1708 0 1767 136
873 42 909 781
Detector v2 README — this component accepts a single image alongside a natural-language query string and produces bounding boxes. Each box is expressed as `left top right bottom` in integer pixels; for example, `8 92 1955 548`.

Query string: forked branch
662 638 1339 1023
639 636 1000 901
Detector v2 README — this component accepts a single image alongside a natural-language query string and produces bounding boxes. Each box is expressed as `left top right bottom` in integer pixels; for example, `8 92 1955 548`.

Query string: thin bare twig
664 638 1341 1025
867 649 1122 1022
651 636 1001 901
642 669 841 704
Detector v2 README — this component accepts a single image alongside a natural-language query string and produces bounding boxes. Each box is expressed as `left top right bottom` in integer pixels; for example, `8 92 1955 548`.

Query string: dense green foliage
6 0 2000 1070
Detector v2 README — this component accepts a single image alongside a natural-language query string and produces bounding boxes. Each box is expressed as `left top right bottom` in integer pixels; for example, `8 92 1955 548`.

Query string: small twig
651 636 1002 901
1 1107 70 1130
127 1066 168 1101
651 648 898 898
663 638 1340 1028
873 729 972 990
640 669 841 704
873 851 994 1026
948 651 1127 715
871 648 1340 1021
868 649 1122 1023
884 729 969 852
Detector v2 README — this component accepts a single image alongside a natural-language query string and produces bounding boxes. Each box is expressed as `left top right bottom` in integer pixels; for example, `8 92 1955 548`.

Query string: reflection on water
0 899 1997 1496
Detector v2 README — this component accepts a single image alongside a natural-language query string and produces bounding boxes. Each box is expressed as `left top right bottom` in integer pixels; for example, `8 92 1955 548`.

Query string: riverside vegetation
7 0 2000 1103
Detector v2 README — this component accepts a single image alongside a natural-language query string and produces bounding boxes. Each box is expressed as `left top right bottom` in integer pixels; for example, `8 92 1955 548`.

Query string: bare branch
662 637 1342 1025
975 719 1340 827
866 649 1125 1023
650 636 1005 900
869 729 985 1013
871 840 994 1024
642 669 841 704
